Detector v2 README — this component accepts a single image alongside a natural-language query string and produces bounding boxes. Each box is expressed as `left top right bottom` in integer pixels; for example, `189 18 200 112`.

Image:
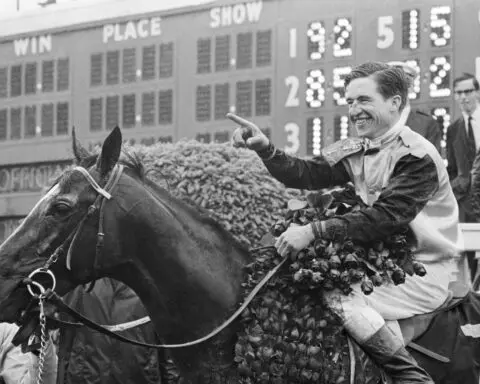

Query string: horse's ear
96 126 122 176
72 126 91 164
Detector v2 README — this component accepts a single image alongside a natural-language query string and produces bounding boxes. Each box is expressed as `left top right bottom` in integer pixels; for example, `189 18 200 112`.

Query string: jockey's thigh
323 260 453 342
362 259 453 320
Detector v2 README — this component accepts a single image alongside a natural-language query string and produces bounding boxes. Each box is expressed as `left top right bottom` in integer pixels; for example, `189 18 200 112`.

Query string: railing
459 223 480 252
458 223 480 293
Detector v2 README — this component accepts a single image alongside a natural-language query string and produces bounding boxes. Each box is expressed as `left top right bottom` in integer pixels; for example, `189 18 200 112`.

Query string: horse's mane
75 149 251 259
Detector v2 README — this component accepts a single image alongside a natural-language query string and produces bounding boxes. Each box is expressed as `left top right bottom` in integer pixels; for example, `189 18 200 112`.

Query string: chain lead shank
35 297 49 384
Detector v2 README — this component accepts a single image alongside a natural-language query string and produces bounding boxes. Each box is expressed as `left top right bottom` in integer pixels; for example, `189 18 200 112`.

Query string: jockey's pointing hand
275 224 315 259
226 113 270 151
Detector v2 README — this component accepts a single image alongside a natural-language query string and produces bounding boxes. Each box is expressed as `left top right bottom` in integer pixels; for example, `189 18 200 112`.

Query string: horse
0 127 478 383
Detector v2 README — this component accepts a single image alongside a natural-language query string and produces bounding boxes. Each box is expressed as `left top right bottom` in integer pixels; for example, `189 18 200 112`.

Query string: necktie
468 116 476 154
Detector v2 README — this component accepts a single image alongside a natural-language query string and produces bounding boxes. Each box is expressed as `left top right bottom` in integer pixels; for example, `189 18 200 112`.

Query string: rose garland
235 185 426 383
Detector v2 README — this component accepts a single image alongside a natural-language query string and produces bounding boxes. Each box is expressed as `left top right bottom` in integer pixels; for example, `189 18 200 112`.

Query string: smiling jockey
228 61 462 383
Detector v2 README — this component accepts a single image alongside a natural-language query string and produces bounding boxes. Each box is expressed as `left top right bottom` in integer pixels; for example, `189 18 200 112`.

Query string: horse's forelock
77 154 99 169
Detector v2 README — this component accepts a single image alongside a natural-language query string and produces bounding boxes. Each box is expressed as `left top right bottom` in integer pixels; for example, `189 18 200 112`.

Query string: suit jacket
406 109 442 153
58 279 162 384
446 116 476 220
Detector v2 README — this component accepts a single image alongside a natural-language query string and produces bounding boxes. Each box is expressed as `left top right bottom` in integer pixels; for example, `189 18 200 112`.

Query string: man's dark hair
453 73 480 90
344 61 409 111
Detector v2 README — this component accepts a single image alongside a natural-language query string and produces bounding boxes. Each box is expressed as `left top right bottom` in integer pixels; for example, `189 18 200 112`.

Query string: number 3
377 16 394 49
284 123 300 154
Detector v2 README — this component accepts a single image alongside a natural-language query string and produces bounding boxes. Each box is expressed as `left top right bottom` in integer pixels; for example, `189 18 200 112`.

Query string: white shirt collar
399 103 411 127
462 104 480 123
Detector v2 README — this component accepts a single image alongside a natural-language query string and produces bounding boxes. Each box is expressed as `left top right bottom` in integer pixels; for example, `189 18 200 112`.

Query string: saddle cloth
399 290 460 344
353 291 480 383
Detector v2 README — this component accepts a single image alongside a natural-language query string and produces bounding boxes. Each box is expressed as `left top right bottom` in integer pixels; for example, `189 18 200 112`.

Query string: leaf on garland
287 198 308 211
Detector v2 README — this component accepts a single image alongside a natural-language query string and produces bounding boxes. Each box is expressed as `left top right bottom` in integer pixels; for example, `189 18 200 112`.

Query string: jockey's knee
343 305 385 343
324 289 385 343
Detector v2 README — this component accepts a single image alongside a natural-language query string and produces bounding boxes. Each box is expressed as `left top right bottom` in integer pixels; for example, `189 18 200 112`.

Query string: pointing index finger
226 113 254 128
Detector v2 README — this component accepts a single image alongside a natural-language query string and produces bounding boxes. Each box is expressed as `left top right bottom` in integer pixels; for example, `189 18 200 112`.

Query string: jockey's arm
257 144 351 190
312 153 439 242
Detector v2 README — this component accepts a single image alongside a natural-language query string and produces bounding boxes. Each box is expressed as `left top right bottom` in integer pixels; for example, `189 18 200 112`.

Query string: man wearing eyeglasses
446 73 480 281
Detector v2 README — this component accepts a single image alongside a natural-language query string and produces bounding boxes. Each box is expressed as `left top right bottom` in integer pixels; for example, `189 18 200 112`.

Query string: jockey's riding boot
360 324 434 384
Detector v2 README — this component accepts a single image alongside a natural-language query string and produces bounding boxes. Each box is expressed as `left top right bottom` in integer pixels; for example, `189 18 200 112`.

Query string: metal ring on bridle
26 268 56 298
26 280 46 298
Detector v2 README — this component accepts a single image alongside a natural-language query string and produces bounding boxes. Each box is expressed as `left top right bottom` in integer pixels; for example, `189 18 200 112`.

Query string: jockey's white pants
325 260 454 343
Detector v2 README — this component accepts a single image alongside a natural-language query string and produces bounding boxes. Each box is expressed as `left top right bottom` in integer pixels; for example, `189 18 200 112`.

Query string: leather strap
43 248 285 350
408 342 450 363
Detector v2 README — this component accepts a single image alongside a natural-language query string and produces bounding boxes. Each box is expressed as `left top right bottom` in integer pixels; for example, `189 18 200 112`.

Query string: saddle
400 291 456 343
352 290 480 383
399 290 464 361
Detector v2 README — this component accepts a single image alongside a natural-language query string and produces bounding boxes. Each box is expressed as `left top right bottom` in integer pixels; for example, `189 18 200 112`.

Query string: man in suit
57 278 178 384
446 73 480 281
389 61 442 153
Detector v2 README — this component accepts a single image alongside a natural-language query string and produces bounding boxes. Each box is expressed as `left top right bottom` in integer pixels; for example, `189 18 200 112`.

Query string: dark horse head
0 128 252 379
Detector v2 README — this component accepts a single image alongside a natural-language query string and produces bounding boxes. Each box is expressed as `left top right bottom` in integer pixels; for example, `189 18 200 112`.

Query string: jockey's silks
335 121 463 264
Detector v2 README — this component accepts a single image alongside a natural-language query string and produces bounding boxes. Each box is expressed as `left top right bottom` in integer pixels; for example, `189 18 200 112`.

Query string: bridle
24 163 123 296
18 162 286 357
13 163 125 384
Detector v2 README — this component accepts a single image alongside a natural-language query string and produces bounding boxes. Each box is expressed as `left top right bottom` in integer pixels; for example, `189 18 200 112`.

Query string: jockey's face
346 76 402 140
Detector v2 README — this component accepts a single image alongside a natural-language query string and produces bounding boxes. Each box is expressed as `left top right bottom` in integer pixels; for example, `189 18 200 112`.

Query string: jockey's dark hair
453 73 479 90
344 61 409 112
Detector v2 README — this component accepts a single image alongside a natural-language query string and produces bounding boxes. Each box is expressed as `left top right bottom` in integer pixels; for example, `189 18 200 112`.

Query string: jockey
228 61 461 383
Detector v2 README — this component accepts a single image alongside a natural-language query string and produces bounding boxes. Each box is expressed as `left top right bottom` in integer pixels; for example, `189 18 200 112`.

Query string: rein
22 163 287 350
40 249 286 349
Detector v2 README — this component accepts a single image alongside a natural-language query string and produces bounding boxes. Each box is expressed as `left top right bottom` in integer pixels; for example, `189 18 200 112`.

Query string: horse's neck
118 192 249 380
